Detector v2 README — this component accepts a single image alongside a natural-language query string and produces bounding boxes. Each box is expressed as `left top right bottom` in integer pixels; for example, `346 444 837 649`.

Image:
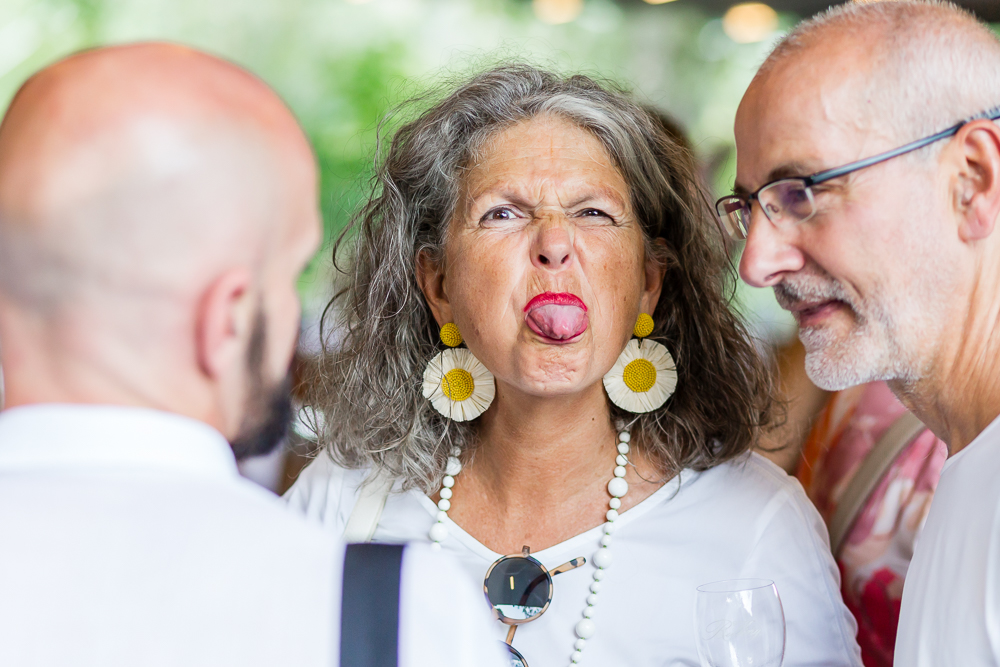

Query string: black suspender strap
340 543 405 667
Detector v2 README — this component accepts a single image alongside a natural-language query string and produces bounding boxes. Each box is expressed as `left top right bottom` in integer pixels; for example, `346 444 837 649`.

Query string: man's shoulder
935 417 1000 512
205 475 341 548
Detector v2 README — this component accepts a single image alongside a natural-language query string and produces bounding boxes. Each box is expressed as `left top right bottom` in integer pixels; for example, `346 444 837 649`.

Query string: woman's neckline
411 468 700 564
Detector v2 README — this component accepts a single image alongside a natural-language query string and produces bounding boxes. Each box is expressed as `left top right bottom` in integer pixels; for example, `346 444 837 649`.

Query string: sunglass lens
486 557 551 621
505 643 529 667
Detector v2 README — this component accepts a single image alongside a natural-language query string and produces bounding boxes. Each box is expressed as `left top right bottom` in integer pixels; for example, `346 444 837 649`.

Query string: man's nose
531 215 574 271
738 207 806 287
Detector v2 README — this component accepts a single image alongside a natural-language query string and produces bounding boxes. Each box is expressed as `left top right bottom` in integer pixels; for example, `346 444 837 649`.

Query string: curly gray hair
303 64 774 491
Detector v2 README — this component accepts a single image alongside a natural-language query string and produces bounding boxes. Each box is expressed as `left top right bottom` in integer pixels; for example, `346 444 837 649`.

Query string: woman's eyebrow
564 186 627 209
466 182 627 211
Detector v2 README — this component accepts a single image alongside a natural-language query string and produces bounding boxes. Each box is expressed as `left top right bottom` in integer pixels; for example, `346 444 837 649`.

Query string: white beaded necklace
428 429 632 666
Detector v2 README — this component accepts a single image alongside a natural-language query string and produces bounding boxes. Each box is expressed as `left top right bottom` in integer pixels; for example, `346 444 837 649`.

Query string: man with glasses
727 1 1000 665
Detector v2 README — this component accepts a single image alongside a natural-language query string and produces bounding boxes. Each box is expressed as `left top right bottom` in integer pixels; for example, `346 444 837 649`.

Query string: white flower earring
422 323 495 422
603 313 677 413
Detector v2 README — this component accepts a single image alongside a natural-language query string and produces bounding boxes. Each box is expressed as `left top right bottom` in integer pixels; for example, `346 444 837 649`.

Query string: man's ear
639 238 669 315
195 268 255 380
415 249 451 327
953 119 1000 243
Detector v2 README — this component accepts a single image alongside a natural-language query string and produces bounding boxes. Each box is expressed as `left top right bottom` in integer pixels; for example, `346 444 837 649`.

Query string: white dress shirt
896 414 1000 666
287 450 863 667
0 404 505 667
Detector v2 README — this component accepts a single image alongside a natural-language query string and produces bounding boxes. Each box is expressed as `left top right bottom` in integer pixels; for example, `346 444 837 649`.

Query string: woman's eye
480 207 519 223
577 208 615 222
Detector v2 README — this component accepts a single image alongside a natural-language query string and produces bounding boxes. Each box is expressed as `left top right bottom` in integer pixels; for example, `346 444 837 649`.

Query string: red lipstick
523 292 588 312
524 292 589 343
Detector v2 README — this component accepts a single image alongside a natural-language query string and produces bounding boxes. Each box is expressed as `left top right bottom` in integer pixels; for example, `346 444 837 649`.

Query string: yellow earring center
440 323 463 348
623 358 657 393
441 368 475 401
633 313 654 338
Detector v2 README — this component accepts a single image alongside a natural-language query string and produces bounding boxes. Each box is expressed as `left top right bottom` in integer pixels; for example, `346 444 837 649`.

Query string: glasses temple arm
808 107 1000 186
550 556 586 576
807 123 963 186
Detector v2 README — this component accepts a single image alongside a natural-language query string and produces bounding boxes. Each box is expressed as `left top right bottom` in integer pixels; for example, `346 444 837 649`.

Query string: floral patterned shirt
798 381 948 667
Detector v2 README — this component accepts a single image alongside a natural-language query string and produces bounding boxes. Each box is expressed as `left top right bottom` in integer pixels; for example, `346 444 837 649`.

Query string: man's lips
790 300 845 327
524 292 588 342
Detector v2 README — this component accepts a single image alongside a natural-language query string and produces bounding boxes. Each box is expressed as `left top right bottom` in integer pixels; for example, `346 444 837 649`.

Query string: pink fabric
798 382 948 667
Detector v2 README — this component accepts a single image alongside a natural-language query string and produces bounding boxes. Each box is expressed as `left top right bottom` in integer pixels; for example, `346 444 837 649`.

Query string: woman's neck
442 382 665 554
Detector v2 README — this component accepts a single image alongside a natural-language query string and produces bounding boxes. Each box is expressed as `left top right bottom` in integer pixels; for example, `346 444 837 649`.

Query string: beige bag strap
827 411 926 556
342 473 394 543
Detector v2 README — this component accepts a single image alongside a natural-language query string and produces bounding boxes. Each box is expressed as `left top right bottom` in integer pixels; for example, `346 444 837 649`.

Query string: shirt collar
0 404 239 480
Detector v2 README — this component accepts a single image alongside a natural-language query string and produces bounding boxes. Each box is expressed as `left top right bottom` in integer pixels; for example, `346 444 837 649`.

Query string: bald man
725 1 1000 665
0 44 504 667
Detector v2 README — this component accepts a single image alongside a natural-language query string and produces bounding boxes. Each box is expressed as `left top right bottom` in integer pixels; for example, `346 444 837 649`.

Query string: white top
896 414 1000 666
287 450 863 667
0 404 505 667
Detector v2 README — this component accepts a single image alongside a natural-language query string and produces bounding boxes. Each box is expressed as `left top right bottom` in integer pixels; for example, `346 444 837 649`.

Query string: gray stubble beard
775 271 923 392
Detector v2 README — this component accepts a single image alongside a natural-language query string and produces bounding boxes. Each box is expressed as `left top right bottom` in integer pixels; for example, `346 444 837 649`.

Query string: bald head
0 42 317 310
734 0 1000 409
0 43 321 430
751 1 1000 146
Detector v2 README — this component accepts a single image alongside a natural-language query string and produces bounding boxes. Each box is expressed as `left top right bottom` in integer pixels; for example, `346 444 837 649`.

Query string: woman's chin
510 382 599 402
503 363 604 401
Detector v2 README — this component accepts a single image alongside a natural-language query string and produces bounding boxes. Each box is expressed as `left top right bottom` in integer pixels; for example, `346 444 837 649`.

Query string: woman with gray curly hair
287 65 861 667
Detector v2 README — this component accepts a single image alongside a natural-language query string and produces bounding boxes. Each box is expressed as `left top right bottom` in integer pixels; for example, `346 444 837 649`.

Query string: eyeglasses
484 546 586 667
716 105 1000 240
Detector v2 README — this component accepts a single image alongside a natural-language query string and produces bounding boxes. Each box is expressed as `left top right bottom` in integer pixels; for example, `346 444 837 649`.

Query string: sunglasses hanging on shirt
484 546 587 667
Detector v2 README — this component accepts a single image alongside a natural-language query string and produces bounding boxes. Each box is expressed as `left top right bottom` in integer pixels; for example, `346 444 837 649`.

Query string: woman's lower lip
528 328 586 344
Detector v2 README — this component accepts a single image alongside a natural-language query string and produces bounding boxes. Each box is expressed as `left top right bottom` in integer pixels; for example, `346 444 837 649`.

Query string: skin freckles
427 114 659 398
416 113 667 553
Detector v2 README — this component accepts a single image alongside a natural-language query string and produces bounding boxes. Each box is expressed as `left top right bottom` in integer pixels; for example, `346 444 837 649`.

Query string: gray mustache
773 279 851 311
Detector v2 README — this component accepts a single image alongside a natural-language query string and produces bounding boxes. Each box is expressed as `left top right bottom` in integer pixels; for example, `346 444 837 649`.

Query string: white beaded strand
429 432 629 666
428 446 463 549
569 429 629 665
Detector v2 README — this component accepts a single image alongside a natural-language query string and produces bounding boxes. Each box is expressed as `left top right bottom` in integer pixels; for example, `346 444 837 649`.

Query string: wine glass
694 578 785 667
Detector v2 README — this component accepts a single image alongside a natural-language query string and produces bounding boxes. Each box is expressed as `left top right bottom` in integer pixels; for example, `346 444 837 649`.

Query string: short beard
229 310 295 461
774 269 917 391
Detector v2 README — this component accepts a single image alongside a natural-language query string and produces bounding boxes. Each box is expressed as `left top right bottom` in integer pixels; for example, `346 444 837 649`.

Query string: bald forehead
734 34 884 193
735 2 1000 193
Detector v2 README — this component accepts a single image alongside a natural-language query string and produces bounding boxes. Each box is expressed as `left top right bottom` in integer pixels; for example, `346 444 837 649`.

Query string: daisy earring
603 313 678 413
422 323 496 422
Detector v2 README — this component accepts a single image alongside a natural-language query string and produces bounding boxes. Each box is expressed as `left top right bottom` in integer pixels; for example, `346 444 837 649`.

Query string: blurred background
1 0 996 488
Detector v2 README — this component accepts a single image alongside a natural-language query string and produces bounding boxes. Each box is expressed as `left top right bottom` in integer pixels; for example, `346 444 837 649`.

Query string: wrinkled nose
531 217 574 271
739 207 805 287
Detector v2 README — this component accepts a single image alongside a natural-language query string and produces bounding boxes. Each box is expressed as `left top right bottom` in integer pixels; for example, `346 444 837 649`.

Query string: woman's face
419 114 664 398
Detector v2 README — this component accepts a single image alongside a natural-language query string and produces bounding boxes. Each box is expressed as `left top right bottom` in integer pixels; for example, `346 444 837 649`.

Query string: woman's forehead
462 115 629 203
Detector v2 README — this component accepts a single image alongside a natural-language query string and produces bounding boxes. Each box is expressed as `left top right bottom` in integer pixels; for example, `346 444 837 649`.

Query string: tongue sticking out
526 304 588 341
